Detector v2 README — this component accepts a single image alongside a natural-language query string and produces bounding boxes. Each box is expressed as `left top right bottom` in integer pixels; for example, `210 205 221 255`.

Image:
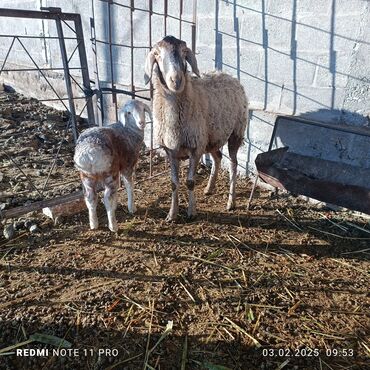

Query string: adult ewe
144 35 248 221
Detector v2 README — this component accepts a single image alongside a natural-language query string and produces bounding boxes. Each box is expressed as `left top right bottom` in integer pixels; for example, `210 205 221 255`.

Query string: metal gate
91 0 197 124
0 1 197 220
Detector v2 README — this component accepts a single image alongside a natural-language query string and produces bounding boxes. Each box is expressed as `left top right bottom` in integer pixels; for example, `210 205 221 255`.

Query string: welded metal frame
0 7 95 138
0 7 96 219
93 0 197 177
0 2 198 219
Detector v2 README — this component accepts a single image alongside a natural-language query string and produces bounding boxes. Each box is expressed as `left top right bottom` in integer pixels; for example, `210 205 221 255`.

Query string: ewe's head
119 100 152 130
144 36 200 94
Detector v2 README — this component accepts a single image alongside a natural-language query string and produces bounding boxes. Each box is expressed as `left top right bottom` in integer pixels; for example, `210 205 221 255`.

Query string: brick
194 45 216 71
314 51 351 88
334 0 368 15
296 15 332 51
279 85 346 114
223 47 261 76
268 0 330 16
265 15 293 48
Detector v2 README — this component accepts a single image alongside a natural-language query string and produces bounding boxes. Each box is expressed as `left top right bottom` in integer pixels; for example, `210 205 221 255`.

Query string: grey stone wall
0 0 369 175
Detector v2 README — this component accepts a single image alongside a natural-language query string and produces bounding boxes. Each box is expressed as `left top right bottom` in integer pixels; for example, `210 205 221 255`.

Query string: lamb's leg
122 170 136 214
204 149 222 195
187 153 201 218
166 154 180 222
227 133 242 211
103 173 119 232
81 175 99 229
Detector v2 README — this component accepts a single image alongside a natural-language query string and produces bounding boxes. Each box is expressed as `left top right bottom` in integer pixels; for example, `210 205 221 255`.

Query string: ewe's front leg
81 175 99 230
122 171 136 214
166 156 180 222
103 173 119 232
187 153 201 218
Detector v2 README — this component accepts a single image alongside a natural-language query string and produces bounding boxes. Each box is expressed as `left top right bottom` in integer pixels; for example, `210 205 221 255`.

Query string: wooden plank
1 191 84 219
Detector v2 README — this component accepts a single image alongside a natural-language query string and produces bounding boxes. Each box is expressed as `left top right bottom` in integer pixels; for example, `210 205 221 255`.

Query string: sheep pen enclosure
1 89 369 369
1 1 370 370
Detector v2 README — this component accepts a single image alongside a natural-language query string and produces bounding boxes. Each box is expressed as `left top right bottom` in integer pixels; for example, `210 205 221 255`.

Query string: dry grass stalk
308 226 370 240
106 353 143 370
275 209 302 231
143 299 155 370
228 234 269 258
345 221 370 235
224 317 261 347
275 359 290 370
179 280 196 303
180 336 188 370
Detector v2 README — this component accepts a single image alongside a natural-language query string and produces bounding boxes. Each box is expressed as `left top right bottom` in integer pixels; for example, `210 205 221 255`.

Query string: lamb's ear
143 102 153 122
144 49 156 85
185 48 200 77
118 108 126 126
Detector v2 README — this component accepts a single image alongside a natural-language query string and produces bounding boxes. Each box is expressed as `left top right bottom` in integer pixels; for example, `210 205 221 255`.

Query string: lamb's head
144 35 200 94
119 100 152 130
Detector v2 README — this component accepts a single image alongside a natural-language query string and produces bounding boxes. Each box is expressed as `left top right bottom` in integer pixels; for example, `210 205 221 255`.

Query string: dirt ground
0 91 369 370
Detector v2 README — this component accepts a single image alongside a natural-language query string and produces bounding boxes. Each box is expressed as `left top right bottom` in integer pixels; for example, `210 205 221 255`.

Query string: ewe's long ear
185 48 200 77
143 102 153 122
144 49 156 85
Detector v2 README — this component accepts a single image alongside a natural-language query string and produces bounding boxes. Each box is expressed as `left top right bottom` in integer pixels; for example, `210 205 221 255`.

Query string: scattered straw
224 317 261 348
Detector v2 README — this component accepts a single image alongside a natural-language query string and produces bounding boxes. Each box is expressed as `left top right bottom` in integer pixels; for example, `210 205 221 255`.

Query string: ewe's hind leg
122 170 136 214
103 173 119 232
81 175 99 230
166 154 180 222
187 153 201 218
204 150 222 195
227 134 242 211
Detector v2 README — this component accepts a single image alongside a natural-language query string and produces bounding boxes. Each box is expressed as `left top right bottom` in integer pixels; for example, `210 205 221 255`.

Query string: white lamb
144 36 249 221
74 100 151 232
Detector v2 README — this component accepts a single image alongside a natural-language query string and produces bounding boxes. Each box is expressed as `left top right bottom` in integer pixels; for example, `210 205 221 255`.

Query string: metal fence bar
1 67 84 72
0 34 78 40
90 3 103 126
98 0 195 24
179 0 183 39
73 13 96 126
164 0 168 35
0 37 16 73
16 37 69 111
130 0 135 95
0 8 80 21
149 0 153 177
107 0 118 121
55 15 79 142
94 39 150 48
192 0 197 53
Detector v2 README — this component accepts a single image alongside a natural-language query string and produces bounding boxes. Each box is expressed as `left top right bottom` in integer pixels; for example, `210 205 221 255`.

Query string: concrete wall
0 0 369 176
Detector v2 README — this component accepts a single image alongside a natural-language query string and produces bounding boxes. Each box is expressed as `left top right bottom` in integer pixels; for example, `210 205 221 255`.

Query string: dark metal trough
255 147 370 215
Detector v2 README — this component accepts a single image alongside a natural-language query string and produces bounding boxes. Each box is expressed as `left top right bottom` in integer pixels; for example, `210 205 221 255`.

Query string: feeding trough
249 115 370 214
255 146 370 214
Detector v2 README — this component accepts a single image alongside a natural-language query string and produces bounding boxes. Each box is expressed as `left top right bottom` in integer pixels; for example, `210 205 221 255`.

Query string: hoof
203 188 214 195
108 223 118 232
165 213 177 223
186 213 197 221
227 202 235 211
89 220 99 230
129 205 137 214
187 208 198 219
